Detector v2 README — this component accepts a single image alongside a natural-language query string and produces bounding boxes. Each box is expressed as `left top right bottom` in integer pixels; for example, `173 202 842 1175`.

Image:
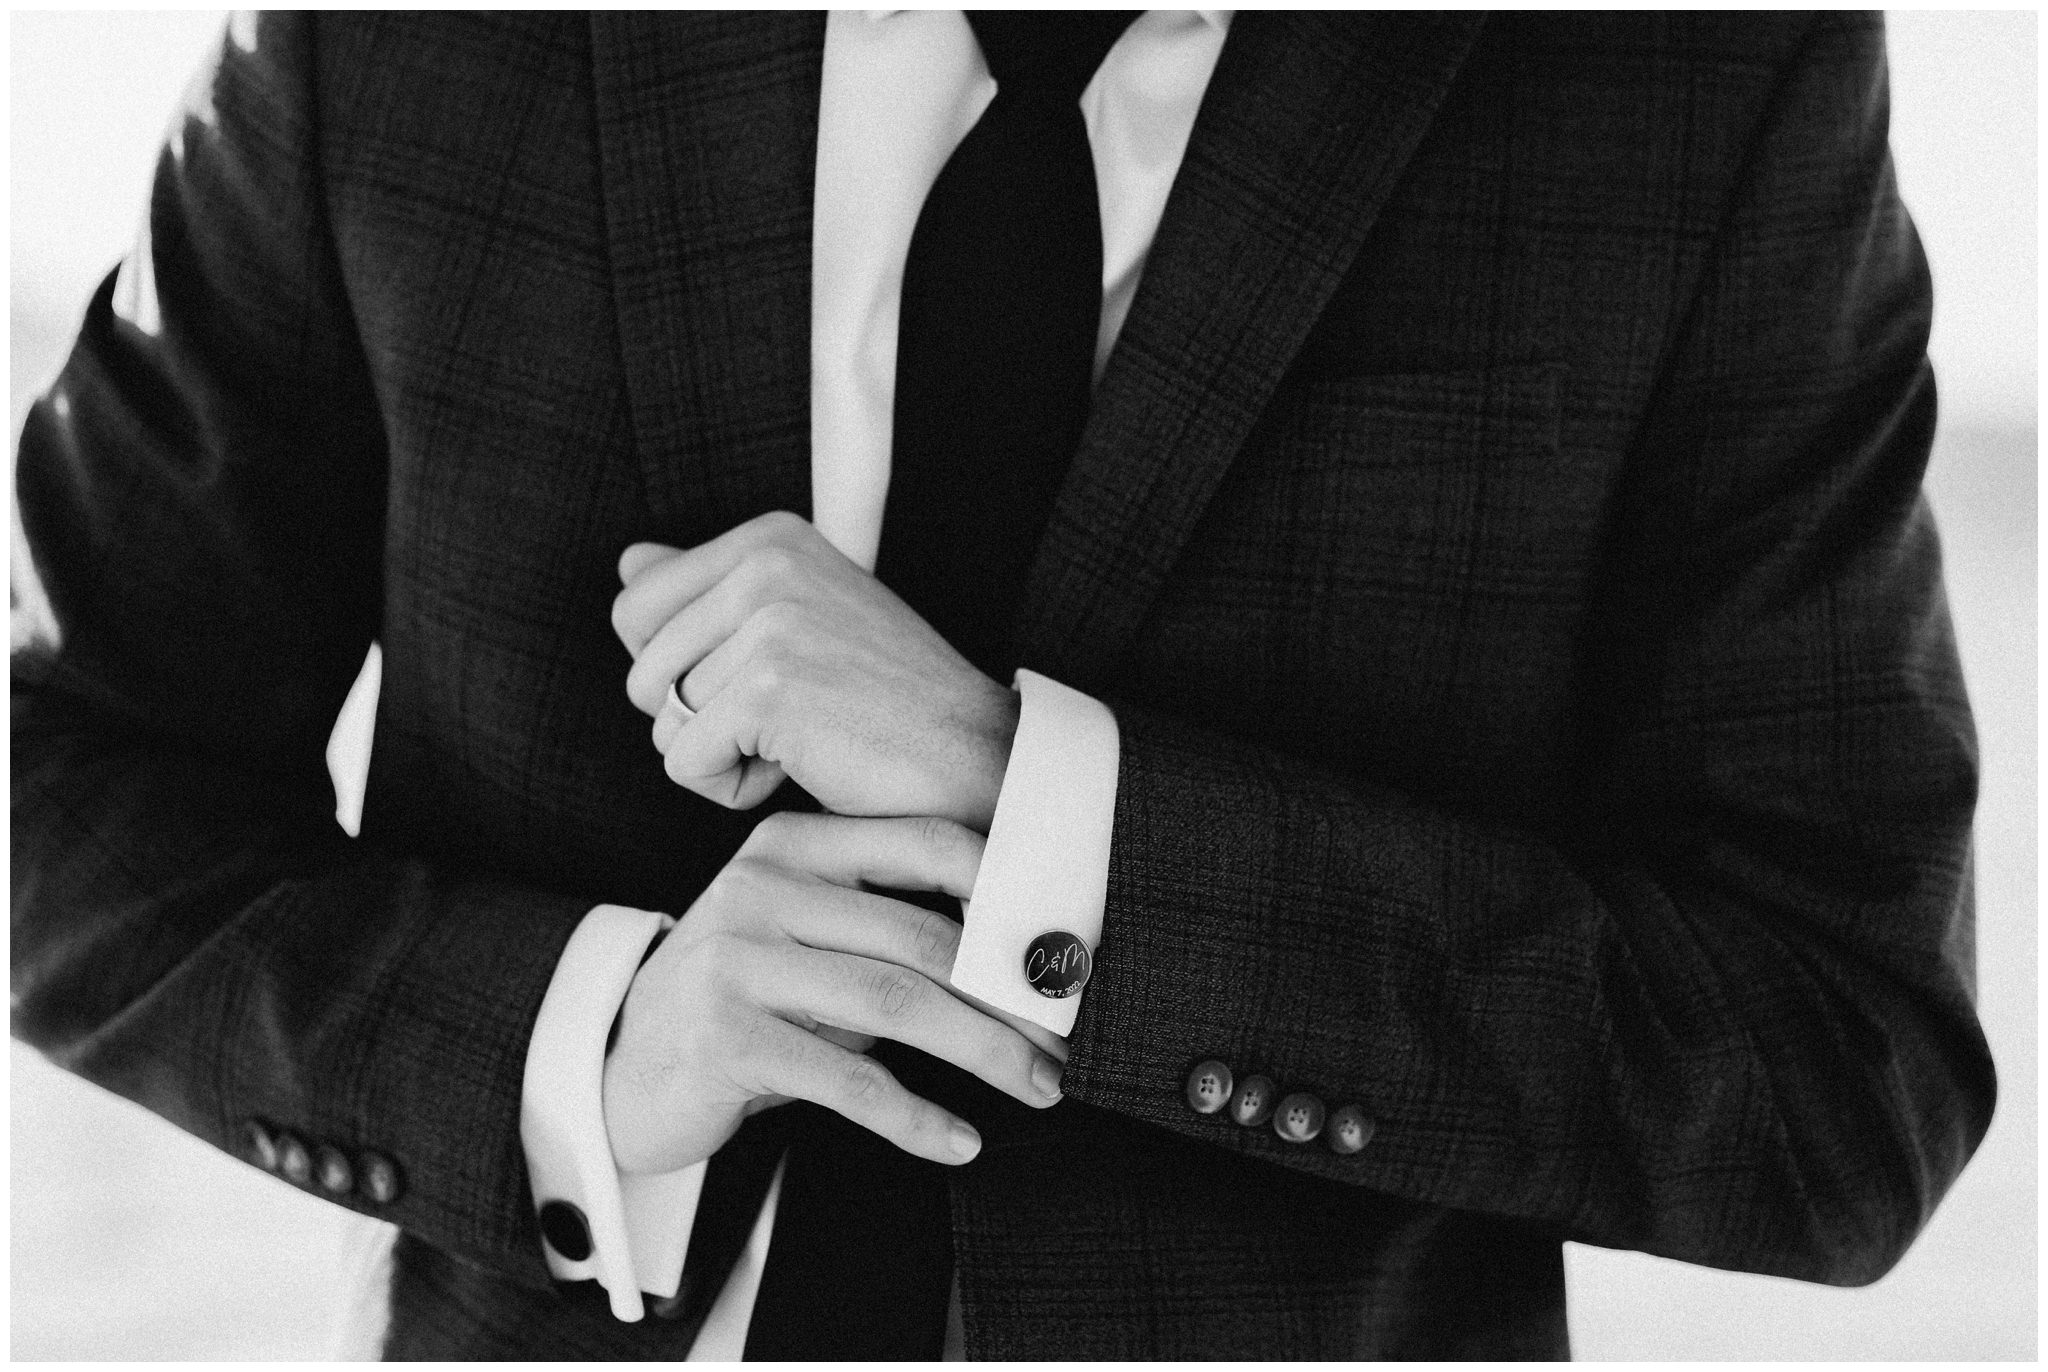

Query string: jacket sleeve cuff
952 667 1120 1037
519 902 699 1322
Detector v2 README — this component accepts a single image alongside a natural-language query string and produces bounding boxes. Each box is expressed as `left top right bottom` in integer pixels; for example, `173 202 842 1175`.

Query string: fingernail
948 1121 982 1161
1032 1055 1064 1101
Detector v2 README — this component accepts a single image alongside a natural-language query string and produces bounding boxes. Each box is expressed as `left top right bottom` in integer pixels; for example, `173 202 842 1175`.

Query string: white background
10 10 2036 1359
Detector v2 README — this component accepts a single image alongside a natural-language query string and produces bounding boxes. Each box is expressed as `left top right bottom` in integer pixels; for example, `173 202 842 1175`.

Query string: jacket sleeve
1059 12 1993 1287
11 11 581 1287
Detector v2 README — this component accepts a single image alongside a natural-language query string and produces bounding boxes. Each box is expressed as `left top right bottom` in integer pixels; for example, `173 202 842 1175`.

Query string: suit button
1228 1074 1277 1128
1327 1104 1376 1155
276 1132 313 1186
358 1151 404 1205
1272 1093 1326 1144
316 1144 354 1195
539 1199 594 1262
244 1119 279 1171
1184 1060 1234 1115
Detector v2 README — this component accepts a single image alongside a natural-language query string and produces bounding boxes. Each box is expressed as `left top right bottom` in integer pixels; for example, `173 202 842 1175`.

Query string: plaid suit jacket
13 11 1992 1359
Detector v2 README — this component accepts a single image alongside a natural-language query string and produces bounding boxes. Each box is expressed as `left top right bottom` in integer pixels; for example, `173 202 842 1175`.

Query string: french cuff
520 902 699 1322
953 668 1119 1036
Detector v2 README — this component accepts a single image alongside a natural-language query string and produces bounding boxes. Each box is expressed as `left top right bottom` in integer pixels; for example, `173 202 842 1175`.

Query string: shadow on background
10 9 2036 1361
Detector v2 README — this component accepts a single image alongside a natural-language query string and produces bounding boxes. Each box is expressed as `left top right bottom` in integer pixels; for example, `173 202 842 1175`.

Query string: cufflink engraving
1024 930 1091 998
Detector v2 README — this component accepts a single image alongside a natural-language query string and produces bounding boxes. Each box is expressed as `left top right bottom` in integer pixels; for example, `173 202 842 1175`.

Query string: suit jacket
12 11 1993 1360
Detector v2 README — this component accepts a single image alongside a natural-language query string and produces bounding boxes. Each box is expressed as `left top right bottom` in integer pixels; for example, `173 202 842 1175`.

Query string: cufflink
539 1199 594 1262
665 679 696 720
1023 930 1090 998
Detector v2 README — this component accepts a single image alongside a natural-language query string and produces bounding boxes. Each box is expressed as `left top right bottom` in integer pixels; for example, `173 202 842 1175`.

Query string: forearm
1063 690 1986 1282
12 666 589 1282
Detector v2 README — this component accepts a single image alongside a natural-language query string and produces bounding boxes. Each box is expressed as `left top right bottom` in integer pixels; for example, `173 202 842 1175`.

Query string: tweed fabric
12 10 1990 1361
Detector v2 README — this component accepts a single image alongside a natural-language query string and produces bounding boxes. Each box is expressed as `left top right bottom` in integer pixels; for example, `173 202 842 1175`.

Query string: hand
611 511 1019 830
602 811 1065 1176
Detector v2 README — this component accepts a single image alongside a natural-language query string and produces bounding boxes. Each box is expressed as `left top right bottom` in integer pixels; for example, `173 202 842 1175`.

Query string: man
11 10 1993 1360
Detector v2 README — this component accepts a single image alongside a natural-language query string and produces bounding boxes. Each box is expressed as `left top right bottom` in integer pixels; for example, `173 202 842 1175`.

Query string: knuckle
746 809 798 851
690 926 747 969
865 965 923 1021
759 509 808 540
742 657 791 712
703 859 769 909
743 544 801 592
914 815 954 852
915 816 978 870
842 1055 890 1104
750 597 806 642
725 1014 782 1092
908 910 958 972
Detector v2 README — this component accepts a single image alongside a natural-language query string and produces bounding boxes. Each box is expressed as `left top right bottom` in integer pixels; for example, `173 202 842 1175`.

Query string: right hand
602 811 1067 1175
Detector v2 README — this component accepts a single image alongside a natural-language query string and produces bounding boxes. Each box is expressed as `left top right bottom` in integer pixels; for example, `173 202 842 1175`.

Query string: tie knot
968 11 1140 102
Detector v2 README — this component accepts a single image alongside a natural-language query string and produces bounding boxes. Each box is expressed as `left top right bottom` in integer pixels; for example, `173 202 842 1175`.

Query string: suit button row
1184 1060 1376 1155
245 1118 403 1205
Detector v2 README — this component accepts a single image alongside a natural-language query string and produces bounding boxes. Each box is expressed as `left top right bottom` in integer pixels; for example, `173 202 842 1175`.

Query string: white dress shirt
517 10 1230 1354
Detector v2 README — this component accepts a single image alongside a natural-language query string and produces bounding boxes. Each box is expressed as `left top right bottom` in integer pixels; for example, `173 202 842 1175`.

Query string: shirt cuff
519 902 699 1322
952 668 1119 1037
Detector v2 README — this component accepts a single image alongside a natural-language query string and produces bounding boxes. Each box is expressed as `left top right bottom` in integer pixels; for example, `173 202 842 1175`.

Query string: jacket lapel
590 12 825 541
1014 12 1487 692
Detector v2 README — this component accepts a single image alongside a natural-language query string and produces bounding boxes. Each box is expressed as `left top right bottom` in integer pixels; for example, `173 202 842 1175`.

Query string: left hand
612 511 1019 829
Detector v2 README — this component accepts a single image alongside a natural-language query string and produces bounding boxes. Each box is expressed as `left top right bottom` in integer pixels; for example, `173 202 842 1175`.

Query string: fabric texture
11 11 1992 1360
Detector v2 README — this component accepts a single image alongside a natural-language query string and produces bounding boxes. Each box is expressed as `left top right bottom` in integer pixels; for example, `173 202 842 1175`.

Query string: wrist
949 681 1020 833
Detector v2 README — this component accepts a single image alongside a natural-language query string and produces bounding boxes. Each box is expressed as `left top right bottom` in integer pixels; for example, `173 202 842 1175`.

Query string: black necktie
877 10 1140 680
744 16 1138 1358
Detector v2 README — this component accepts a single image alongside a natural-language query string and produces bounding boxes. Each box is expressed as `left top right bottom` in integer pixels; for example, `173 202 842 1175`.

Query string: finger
652 694 690 753
735 856 1061 1061
769 946 1062 1110
675 603 775 713
660 686 789 809
955 984 1069 1063
618 541 681 584
795 903 1066 1064
668 751 786 811
611 511 811 656
743 812 984 904
745 874 965 985
815 1023 875 1054
746 1017 983 1165
624 570 764 716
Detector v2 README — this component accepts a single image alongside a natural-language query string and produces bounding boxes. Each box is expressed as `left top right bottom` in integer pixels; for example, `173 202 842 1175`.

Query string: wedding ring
665 679 696 720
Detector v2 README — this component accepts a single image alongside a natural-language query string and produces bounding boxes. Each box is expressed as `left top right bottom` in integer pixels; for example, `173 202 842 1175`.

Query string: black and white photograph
10 8 2034 1360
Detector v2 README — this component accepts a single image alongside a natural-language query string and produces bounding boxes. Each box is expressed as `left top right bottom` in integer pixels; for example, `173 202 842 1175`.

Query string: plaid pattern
12 11 1989 1360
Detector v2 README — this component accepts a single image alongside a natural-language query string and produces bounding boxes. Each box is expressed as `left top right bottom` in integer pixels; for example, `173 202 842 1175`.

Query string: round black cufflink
1024 930 1091 999
539 1198 594 1262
